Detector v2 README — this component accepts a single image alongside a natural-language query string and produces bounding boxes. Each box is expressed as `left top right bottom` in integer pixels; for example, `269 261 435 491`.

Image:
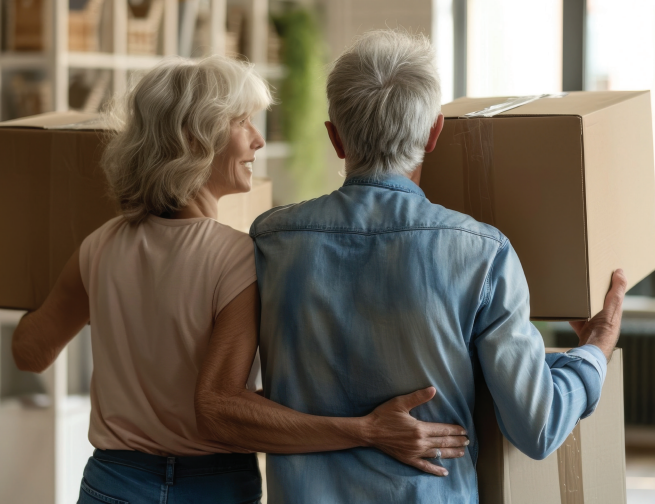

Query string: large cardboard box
0 112 272 311
475 348 626 504
421 91 655 319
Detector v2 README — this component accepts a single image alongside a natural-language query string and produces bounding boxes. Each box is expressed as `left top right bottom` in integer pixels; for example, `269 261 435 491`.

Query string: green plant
272 6 328 201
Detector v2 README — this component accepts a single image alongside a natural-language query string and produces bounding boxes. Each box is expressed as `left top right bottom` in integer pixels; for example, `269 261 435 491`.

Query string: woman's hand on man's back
362 386 469 477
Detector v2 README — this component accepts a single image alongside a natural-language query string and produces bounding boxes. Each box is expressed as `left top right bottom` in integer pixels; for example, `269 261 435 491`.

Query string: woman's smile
242 159 255 172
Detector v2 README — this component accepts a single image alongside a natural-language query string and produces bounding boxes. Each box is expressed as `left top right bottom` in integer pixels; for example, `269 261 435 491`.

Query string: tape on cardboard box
557 422 584 503
463 93 569 118
454 94 571 227
454 118 496 226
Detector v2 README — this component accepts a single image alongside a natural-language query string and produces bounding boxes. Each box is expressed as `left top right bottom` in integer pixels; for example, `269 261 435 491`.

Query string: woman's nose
253 131 265 151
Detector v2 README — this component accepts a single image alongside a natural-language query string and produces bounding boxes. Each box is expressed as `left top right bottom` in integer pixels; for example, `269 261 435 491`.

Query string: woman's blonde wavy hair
101 56 272 224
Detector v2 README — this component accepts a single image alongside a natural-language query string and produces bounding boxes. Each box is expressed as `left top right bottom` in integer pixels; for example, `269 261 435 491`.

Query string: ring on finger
435 448 442 459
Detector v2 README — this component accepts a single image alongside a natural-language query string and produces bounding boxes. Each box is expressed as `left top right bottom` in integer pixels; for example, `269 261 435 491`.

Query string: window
585 0 655 93
467 0 563 97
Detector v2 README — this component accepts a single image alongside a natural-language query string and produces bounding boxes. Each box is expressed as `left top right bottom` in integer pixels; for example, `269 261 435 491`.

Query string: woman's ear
325 121 346 159
425 114 445 153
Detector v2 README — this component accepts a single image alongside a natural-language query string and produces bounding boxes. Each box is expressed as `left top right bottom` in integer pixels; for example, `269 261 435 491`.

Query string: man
248 30 626 503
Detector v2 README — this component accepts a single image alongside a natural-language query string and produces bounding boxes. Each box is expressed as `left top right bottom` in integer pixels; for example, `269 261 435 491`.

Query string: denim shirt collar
342 174 426 198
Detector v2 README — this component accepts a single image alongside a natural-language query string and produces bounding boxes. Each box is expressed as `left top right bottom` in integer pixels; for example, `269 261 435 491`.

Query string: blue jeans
78 449 262 504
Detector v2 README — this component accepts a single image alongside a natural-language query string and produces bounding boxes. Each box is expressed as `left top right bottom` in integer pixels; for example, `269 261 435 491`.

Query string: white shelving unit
2 0 224 99
0 0 281 176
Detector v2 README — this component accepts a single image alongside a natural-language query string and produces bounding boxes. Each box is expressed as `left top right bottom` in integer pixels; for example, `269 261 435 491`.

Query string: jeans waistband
92 449 258 479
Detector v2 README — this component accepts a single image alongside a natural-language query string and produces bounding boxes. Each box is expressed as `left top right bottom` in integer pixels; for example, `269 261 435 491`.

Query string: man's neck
408 164 422 186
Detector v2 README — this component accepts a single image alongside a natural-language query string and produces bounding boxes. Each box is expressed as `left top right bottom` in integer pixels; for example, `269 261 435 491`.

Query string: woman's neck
169 186 220 220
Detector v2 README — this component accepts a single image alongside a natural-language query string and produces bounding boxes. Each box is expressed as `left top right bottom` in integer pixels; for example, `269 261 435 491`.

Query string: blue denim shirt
250 175 607 504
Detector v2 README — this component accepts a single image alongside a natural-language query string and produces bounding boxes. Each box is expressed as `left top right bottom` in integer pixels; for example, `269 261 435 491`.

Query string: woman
12 56 467 504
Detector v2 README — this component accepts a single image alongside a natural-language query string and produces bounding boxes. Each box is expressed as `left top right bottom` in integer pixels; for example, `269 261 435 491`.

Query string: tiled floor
627 448 655 504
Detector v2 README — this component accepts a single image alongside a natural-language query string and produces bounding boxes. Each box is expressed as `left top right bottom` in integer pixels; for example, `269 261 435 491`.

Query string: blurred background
1 0 654 502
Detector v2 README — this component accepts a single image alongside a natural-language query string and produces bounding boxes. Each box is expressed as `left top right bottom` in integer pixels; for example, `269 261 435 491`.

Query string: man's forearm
196 388 367 453
495 351 603 460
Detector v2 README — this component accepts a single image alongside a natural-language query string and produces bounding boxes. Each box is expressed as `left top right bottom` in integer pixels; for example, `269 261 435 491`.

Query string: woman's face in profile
211 114 265 195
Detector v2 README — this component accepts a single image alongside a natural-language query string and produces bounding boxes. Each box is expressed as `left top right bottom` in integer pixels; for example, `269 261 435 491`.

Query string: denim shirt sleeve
473 239 607 460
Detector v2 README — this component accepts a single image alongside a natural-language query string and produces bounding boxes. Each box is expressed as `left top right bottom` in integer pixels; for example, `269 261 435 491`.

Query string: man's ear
325 121 346 159
424 114 445 154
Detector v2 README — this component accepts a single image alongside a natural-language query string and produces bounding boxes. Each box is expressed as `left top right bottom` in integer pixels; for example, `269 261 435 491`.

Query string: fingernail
461 431 467 436
464 440 470 446
443 471 449 476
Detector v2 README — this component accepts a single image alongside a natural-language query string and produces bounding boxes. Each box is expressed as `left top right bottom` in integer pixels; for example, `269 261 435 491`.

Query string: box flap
510 90 648 117
0 111 101 130
582 90 655 315
444 91 649 119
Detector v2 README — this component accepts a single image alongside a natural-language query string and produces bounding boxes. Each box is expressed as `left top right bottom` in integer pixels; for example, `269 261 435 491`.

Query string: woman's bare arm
195 282 468 476
12 248 89 373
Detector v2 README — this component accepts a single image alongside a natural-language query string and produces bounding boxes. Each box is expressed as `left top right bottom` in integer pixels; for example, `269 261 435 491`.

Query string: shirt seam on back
342 180 426 196
252 225 504 244
482 237 509 308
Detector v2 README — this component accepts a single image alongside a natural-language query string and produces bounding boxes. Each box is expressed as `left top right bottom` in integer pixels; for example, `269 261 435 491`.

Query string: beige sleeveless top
79 215 257 456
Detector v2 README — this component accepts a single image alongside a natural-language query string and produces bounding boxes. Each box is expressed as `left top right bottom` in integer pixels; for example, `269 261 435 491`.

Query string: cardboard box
0 112 272 311
475 348 626 504
421 91 655 319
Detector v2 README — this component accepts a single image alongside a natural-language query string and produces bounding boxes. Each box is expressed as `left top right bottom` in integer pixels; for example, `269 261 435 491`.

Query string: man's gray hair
327 30 441 179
